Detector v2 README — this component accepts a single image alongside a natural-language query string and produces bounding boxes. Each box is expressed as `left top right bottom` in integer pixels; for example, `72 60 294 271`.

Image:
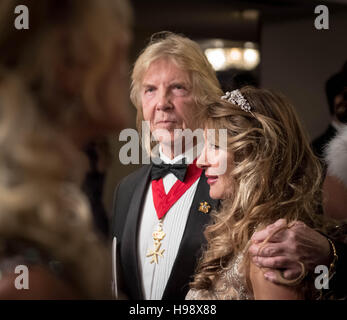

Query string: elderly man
112 32 346 300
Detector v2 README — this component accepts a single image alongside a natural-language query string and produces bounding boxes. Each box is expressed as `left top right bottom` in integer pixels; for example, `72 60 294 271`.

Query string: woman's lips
206 175 218 185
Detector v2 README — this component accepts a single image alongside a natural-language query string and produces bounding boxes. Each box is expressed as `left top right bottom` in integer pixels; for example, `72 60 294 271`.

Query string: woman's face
197 129 234 200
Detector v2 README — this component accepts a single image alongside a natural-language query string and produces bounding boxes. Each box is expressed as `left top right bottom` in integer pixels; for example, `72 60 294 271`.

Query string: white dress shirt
137 143 202 300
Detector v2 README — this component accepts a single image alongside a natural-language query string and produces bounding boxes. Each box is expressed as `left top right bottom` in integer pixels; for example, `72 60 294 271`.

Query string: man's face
141 57 197 146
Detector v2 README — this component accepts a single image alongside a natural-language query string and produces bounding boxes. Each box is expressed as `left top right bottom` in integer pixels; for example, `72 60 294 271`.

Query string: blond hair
0 0 132 298
191 86 330 296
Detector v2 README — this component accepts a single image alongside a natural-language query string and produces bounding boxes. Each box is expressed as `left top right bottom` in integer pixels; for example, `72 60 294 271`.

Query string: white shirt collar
159 141 204 164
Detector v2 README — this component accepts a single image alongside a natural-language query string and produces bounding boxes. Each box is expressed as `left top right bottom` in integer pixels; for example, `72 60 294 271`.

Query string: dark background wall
261 11 346 139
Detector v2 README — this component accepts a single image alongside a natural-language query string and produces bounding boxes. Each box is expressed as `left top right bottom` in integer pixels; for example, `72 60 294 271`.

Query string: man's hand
248 219 331 284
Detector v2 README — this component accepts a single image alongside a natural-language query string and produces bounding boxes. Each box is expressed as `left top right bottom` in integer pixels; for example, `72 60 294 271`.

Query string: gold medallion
146 222 166 264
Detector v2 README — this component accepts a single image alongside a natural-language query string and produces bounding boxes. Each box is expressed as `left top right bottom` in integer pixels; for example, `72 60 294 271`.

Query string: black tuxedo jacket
111 164 218 300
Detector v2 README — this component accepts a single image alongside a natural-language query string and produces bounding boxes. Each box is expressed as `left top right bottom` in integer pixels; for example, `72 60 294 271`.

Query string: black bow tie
151 159 188 182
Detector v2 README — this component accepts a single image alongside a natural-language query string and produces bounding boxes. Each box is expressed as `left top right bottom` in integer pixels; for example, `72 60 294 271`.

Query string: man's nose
196 146 210 169
156 89 172 111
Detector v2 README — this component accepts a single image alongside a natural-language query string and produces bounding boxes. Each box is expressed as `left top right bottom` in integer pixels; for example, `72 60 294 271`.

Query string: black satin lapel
162 172 219 300
120 165 152 300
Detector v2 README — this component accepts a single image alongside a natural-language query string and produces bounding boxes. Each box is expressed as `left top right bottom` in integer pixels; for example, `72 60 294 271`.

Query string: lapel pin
199 201 211 214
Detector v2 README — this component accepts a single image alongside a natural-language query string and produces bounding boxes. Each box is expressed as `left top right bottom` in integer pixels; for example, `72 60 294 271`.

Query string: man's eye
173 84 186 91
145 87 155 93
172 85 188 96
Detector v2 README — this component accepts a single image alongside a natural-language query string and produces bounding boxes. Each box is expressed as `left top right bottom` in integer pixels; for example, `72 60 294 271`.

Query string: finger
248 243 284 258
281 268 302 280
249 242 285 257
263 268 302 284
251 219 287 243
248 243 260 256
273 218 288 227
262 270 278 283
251 228 271 243
288 220 306 230
252 256 293 269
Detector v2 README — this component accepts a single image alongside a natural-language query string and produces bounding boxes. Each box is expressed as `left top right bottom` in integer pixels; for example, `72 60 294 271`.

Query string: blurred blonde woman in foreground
187 86 340 300
0 0 131 299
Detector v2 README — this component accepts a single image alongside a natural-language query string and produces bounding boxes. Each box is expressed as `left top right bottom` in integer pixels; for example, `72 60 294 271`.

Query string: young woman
186 86 336 300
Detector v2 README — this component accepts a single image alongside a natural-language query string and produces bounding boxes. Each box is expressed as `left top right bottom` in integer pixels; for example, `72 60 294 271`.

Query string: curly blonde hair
190 86 328 293
0 0 132 298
